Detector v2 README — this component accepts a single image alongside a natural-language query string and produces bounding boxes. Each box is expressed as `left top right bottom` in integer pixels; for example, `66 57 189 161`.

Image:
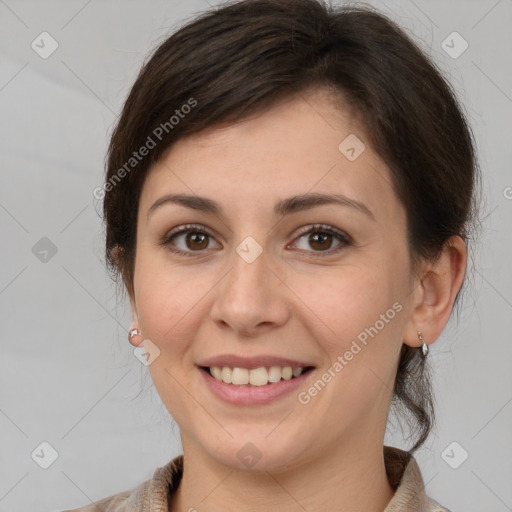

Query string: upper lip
197 354 315 370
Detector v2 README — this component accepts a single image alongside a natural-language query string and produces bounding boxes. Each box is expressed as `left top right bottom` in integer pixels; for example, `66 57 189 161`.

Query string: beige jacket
64 446 452 512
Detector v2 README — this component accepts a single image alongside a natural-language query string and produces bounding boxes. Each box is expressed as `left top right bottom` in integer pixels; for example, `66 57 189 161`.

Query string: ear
127 290 141 347
403 236 467 349
113 245 140 346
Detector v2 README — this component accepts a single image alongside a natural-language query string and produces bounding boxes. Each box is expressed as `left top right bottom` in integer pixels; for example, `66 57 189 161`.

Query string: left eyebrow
147 192 375 221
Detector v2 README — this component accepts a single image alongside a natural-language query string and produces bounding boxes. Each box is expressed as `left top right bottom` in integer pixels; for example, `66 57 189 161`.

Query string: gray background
1 0 511 511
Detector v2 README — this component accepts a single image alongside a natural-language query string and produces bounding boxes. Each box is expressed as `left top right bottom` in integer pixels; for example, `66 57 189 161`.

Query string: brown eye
184 232 209 250
168 230 217 253
290 224 352 257
161 223 351 259
308 231 334 251
160 224 221 257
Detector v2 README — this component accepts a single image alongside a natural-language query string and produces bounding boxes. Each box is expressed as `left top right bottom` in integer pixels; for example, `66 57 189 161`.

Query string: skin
125 87 467 512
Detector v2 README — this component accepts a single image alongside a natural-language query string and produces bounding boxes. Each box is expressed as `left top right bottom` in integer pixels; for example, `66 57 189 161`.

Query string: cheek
292 265 401 351
299 267 404 424
133 253 192 348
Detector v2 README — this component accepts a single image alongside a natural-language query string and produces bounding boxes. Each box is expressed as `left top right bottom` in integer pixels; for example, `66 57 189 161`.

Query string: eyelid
288 223 352 257
160 223 352 257
159 223 220 252
291 223 352 244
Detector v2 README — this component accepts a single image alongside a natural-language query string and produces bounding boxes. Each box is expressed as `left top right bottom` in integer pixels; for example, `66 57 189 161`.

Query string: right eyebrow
147 192 375 222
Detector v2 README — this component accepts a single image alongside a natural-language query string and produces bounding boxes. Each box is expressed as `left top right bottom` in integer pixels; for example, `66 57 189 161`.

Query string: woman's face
130 89 418 471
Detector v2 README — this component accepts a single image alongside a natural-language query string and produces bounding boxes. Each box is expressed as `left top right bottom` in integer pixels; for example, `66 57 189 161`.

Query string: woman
68 0 480 510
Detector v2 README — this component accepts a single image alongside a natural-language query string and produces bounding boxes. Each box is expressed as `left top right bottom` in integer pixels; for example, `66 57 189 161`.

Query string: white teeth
249 367 268 386
231 367 249 385
208 365 307 386
268 366 282 383
293 367 304 377
281 367 293 380
221 367 232 384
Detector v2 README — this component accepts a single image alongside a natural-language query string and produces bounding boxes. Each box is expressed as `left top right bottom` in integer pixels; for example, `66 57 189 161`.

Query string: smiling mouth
200 365 315 386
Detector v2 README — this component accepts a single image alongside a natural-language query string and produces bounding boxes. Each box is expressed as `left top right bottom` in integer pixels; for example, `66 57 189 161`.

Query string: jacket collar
125 445 450 512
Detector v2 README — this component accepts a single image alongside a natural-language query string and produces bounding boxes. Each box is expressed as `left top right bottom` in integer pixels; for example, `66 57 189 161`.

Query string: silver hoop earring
129 328 141 342
417 331 429 357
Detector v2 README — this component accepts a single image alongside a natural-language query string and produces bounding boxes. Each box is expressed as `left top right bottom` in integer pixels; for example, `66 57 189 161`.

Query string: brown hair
102 0 481 453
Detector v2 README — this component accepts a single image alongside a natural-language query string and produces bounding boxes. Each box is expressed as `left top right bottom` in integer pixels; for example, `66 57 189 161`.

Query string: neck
169 435 395 512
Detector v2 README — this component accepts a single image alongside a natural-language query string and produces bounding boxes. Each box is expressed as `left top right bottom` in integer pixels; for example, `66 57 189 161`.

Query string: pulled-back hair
102 0 481 453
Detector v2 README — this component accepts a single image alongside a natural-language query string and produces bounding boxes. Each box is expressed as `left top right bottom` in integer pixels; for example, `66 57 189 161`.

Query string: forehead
139 89 400 224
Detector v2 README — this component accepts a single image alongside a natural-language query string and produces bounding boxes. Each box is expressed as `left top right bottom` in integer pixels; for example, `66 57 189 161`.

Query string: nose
210 243 291 338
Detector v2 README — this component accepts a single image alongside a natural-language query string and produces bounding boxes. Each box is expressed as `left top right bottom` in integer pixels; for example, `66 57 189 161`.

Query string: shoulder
61 489 133 512
59 455 183 512
59 469 153 512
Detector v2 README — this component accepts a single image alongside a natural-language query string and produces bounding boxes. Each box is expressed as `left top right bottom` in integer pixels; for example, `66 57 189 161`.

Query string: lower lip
199 367 314 406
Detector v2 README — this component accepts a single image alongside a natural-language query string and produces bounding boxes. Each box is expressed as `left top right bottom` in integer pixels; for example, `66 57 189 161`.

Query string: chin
200 433 311 474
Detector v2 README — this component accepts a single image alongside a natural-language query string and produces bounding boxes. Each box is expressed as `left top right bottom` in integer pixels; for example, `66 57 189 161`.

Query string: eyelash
160 223 352 259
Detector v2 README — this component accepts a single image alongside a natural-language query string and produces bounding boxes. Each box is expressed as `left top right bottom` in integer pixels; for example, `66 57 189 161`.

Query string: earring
417 331 429 357
128 328 141 342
